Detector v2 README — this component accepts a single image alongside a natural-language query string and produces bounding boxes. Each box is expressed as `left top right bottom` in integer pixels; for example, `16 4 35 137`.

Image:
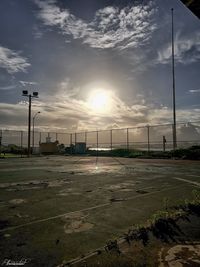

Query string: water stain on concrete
1 179 71 191
9 199 26 205
107 182 135 191
62 212 94 234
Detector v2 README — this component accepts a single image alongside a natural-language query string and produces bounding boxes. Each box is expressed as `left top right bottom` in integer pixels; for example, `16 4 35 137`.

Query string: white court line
0 184 187 233
174 177 200 187
0 203 109 233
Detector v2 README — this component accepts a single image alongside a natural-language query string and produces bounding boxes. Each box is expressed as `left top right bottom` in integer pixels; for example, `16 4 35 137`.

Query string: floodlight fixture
22 90 28 95
33 92 38 97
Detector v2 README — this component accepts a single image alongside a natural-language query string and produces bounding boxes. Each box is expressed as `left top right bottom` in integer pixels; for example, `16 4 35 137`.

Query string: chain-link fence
72 121 200 151
0 121 200 154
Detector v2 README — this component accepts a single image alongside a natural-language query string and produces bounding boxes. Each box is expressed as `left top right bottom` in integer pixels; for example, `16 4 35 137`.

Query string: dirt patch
9 199 26 205
159 243 200 266
62 212 94 234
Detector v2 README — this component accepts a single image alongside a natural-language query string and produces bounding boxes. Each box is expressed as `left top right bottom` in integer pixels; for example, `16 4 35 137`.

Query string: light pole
22 90 39 157
171 8 177 150
32 111 41 153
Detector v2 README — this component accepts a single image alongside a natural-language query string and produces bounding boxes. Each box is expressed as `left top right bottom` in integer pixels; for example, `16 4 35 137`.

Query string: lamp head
33 92 38 97
22 90 28 95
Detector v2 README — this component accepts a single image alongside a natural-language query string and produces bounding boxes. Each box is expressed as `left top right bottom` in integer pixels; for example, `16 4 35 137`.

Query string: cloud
148 107 200 124
19 81 38 87
1 84 199 134
0 84 149 132
32 24 43 39
58 77 80 98
0 85 16 90
189 89 200 93
0 46 30 74
34 0 157 50
157 31 200 65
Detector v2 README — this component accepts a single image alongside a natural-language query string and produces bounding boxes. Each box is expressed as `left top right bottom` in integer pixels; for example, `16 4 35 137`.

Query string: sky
0 0 200 133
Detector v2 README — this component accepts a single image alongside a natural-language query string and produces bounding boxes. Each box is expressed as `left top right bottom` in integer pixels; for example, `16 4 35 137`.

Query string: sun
88 89 111 112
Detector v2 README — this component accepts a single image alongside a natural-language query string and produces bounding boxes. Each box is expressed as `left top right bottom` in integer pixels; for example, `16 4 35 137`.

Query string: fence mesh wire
1 121 200 152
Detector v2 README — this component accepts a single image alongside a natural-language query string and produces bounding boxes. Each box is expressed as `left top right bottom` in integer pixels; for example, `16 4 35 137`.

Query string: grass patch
72 189 200 267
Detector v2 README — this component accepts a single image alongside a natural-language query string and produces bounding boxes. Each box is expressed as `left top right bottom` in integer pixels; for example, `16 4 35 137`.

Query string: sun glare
88 89 111 112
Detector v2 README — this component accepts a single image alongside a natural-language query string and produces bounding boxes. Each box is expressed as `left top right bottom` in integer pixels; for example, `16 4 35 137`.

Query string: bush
172 146 200 160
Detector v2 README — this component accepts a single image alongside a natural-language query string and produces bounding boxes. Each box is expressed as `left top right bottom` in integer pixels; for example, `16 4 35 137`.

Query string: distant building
39 137 59 154
75 142 86 154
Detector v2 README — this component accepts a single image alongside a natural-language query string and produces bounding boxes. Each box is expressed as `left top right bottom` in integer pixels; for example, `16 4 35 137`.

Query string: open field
0 156 200 266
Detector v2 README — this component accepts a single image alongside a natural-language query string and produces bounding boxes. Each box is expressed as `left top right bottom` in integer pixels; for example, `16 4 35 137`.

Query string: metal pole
171 8 177 150
110 129 112 151
21 131 23 158
32 111 40 153
163 136 166 152
75 133 77 144
74 133 77 154
126 128 129 151
39 132 41 144
85 131 87 144
32 117 35 150
70 133 72 155
147 125 150 153
28 95 31 157
96 130 99 157
0 130 2 156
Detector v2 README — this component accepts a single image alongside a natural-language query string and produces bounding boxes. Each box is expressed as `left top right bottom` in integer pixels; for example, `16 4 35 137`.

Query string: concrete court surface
0 156 200 266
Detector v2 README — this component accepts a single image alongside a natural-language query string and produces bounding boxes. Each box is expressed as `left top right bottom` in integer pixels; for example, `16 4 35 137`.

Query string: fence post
147 125 150 153
0 130 2 156
126 128 129 151
171 124 176 150
74 133 77 154
20 131 23 158
75 132 77 145
110 129 112 151
163 136 166 152
96 130 99 156
70 134 72 154
39 132 41 144
85 131 87 145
